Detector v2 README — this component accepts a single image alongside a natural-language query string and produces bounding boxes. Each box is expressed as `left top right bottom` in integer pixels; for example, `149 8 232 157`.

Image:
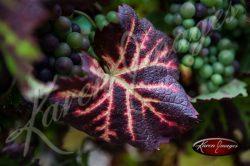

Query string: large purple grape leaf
50 5 198 150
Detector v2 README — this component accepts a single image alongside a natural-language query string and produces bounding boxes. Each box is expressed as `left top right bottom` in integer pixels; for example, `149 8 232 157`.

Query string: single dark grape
51 4 62 20
231 0 241 5
198 20 213 35
34 57 49 70
173 26 185 37
200 48 209 56
72 23 81 33
195 3 207 18
233 61 240 72
54 16 71 33
41 34 59 53
69 53 82 65
54 42 71 57
49 57 56 72
55 57 73 75
71 66 85 77
62 5 75 16
210 32 221 44
38 68 53 82
82 36 90 51
173 14 183 25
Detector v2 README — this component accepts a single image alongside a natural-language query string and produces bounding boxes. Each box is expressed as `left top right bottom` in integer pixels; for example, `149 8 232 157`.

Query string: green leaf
0 21 41 62
193 79 248 102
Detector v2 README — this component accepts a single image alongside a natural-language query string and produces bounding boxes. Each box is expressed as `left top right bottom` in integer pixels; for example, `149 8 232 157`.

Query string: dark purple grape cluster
35 4 92 82
164 0 247 93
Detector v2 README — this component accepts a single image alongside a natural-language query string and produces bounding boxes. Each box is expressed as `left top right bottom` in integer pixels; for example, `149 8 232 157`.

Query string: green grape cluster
164 1 246 93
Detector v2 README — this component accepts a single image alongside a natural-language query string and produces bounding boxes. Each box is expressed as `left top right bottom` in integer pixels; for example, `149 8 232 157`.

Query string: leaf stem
74 10 97 28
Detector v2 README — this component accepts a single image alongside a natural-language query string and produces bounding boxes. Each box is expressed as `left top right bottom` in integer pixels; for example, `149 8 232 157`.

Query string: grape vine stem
74 10 97 28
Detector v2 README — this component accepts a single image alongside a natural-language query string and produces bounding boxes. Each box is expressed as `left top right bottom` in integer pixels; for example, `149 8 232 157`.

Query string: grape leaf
50 5 198 150
193 79 248 102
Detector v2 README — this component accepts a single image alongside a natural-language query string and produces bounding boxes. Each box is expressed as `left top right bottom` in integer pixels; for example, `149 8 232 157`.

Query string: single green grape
225 16 238 30
201 0 216 7
173 14 183 25
193 57 204 69
106 11 119 23
182 54 194 67
209 55 217 63
209 46 218 56
189 42 202 55
207 81 219 92
211 74 223 85
224 66 235 77
200 64 213 79
95 14 108 30
203 36 211 47
66 32 83 51
234 4 246 17
188 27 202 42
175 39 190 53
164 14 174 25
218 50 235 65
218 38 232 50
182 19 195 29
170 4 181 13
213 62 224 74
180 2 196 19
